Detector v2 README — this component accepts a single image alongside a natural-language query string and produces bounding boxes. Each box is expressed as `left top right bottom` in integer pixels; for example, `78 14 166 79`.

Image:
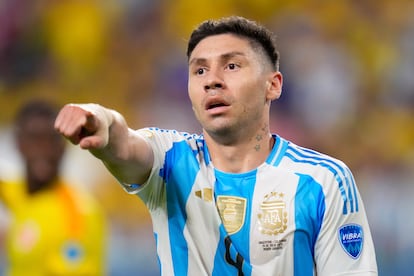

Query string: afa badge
258 192 288 235
338 224 364 259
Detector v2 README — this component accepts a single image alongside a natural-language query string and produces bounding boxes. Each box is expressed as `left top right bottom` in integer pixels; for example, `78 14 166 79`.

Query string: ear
266 71 283 101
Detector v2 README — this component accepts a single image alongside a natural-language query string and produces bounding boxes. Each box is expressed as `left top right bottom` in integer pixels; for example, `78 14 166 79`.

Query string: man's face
17 116 65 186
188 34 281 139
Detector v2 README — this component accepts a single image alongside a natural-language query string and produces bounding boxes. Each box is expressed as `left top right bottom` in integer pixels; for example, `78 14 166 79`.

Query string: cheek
188 80 197 103
239 81 266 103
188 90 202 119
188 90 197 111
238 86 268 116
188 80 204 105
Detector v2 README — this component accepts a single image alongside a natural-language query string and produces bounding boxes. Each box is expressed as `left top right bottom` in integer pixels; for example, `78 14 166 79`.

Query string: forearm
88 108 129 162
91 110 153 184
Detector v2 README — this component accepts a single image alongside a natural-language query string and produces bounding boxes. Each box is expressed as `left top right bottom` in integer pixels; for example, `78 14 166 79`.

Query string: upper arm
314 172 377 275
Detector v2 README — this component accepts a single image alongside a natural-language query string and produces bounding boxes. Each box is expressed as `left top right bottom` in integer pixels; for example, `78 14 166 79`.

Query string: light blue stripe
162 140 200 276
285 151 349 214
294 173 325 275
154 232 161 272
285 145 358 214
267 135 287 166
212 224 253 276
212 169 256 276
346 167 359 212
292 146 359 212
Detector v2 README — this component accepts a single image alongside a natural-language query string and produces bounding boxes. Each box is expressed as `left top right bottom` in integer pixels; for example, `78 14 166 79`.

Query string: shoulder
0 179 26 208
278 136 352 180
137 127 201 140
136 127 204 149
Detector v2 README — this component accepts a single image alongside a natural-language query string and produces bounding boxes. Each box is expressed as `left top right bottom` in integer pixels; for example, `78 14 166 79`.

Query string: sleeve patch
338 223 363 259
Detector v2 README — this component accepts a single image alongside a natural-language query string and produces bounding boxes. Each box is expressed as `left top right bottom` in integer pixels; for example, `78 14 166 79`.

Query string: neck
26 175 58 195
205 132 275 173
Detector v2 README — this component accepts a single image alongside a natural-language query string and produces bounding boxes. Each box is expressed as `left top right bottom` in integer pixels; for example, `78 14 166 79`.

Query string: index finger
54 104 96 145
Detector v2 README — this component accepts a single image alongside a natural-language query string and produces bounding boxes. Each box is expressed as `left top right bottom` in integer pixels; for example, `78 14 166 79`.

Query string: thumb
79 134 108 150
78 113 109 150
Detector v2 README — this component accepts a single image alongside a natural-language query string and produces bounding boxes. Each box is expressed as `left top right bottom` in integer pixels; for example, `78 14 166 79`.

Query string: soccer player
0 99 106 275
55 16 378 275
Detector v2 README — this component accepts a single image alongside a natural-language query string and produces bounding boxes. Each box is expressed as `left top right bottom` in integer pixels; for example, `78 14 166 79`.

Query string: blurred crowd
0 0 413 275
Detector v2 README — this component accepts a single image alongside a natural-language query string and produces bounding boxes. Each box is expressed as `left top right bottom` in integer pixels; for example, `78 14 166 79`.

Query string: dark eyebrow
189 51 246 66
188 57 207 67
221 51 245 61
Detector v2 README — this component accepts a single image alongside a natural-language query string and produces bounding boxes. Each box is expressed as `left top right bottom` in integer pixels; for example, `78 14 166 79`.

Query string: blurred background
0 0 413 275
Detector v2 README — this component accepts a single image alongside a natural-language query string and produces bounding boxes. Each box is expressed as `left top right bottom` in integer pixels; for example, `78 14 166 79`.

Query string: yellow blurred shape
43 0 108 81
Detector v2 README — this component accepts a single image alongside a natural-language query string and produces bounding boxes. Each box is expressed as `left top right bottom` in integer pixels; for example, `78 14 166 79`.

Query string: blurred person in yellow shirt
0 99 106 276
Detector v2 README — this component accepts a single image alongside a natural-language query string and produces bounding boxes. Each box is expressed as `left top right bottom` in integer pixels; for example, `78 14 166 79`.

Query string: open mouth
207 102 227 110
205 98 230 110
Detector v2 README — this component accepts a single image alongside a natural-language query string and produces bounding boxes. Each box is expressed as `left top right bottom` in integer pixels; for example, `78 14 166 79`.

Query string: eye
196 68 205 75
227 63 239 70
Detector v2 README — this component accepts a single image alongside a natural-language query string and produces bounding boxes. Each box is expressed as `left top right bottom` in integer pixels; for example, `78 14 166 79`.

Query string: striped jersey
119 128 377 276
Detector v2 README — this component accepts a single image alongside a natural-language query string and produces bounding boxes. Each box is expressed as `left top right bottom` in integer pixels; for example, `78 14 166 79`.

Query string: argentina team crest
338 224 364 259
216 196 246 234
258 192 288 235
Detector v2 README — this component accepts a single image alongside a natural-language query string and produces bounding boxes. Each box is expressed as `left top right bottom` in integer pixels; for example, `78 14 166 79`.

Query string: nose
204 68 224 91
204 82 223 90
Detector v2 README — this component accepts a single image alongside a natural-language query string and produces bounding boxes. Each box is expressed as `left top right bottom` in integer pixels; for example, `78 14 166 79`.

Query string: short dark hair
187 16 280 71
15 99 59 128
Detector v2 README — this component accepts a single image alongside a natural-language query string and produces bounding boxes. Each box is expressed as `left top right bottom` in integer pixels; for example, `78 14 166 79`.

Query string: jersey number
225 236 244 276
